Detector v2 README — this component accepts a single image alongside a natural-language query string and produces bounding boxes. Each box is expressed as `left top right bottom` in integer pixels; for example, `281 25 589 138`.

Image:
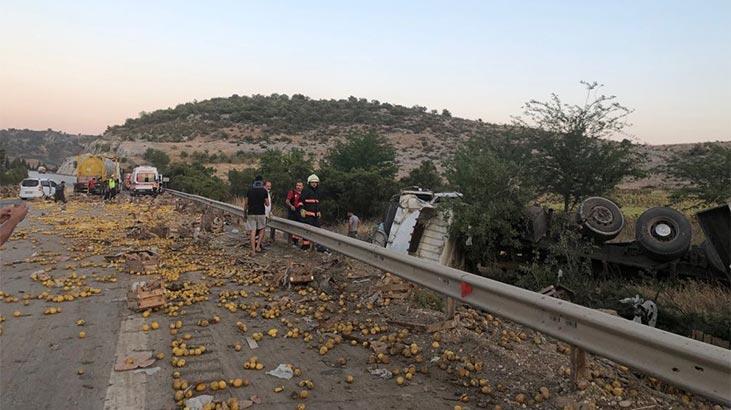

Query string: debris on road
184 394 214 410
123 249 160 273
266 364 294 379
134 366 161 375
127 280 165 311
114 351 155 371
368 367 393 379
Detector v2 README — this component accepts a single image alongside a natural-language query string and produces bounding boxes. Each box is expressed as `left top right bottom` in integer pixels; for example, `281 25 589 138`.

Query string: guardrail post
570 345 588 386
445 297 456 319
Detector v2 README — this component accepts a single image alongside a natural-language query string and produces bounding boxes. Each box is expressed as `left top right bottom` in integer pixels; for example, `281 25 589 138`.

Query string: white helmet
307 174 320 183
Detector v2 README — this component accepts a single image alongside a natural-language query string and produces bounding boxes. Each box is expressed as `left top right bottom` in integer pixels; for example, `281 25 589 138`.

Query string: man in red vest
285 180 304 246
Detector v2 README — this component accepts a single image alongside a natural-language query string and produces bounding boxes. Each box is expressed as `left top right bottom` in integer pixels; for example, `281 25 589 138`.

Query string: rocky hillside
96 94 506 177
4 94 726 186
0 129 97 168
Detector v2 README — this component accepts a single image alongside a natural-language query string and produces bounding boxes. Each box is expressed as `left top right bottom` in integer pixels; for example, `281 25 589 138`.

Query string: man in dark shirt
245 176 270 256
54 181 67 204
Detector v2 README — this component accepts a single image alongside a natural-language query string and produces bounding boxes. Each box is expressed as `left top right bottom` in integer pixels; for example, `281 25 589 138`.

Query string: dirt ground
0 193 725 409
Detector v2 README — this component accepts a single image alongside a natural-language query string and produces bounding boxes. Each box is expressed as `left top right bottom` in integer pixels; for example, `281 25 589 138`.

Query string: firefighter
299 174 321 250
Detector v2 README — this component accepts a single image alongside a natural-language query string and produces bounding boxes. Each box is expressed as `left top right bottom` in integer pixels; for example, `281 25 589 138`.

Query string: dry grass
635 280 731 317
229 196 246 209
331 219 376 239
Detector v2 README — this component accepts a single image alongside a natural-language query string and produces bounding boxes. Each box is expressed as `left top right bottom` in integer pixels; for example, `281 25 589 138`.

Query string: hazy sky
1 1 729 144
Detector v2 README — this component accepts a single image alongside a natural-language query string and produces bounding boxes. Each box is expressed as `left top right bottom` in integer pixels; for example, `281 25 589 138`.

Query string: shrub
318 132 398 221
166 162 229 200
399 160 442 191
143 148 170 171
665 142 731 206
445 133 535 266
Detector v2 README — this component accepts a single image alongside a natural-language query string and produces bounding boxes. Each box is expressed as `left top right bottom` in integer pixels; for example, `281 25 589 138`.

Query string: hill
4 94 726 187
97 94 505 177
0 129 98 168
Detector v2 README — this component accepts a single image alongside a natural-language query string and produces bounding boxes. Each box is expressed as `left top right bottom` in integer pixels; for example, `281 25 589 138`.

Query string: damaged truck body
375 189 730 283
373 188 464 269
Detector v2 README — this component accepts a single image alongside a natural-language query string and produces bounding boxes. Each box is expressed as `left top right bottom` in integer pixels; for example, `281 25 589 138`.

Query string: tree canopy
143 148 170 171
319 132 398 221
515 81 645 211
665 142 731 206
399 160 443 191
446 133 536 265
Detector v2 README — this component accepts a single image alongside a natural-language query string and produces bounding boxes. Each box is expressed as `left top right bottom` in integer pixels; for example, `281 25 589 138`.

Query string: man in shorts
246 176 269 256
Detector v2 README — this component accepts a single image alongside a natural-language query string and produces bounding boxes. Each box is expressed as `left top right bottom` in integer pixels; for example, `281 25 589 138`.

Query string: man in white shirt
347 211 360 239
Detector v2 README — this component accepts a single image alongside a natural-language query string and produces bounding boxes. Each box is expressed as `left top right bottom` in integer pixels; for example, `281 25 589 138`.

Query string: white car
19 178 57 199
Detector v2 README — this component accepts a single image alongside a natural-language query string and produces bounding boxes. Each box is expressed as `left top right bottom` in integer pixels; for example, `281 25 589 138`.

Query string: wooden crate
128 281 166 311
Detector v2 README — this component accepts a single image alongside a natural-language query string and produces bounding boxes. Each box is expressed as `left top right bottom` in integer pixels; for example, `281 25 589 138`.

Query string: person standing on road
0 203 29 246
87 177 97 195
110 177 118 199
285 181 304 246
245 176 269 256
54 181 67 204
299 174 321 250
104 177 116 200
347 211 360 239
264 180 276 242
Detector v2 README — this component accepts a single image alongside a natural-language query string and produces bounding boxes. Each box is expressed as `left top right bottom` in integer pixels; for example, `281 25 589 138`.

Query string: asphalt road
1 197 716 410
0 200 455 410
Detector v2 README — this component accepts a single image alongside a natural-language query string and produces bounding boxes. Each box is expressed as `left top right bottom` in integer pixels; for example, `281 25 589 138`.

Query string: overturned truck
375 189 730 282
529 197 730 281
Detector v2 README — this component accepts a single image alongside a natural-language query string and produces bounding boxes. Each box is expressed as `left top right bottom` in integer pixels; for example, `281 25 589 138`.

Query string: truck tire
635 207 691 261
576 197 625 242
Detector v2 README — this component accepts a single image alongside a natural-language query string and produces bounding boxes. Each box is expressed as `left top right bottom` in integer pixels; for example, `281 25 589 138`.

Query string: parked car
19 178 57 199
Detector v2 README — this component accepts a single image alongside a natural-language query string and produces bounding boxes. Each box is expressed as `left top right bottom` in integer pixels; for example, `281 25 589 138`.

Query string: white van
19 178 57 199
130 166 161 196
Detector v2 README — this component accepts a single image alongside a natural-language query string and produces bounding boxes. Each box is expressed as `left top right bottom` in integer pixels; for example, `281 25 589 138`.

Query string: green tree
446 134 536 265
0 155 29 185
323 132 397 175
319 132 398 220
228 168 257 197
166 162 229 200
516 81 645 212
399 160 443 191
258 149 314 199
227 149 313 201
665 142 731 206
143 148 171 171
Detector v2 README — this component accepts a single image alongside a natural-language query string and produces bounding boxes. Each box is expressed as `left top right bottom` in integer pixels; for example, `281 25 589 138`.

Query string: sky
1 0 729 144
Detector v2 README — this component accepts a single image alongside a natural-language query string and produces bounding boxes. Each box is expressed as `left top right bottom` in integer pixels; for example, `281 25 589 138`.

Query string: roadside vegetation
0 147 29 185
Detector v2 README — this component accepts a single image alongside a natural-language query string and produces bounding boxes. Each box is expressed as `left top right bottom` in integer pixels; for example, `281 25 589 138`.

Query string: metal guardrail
166 189 731 404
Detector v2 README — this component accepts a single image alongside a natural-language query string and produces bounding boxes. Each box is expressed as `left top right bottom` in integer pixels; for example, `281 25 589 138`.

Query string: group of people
87 177 119 200
244 173 359 257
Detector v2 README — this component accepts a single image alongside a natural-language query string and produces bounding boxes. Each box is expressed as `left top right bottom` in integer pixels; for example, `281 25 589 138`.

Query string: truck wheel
635 207 691 261
576 197 625 242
